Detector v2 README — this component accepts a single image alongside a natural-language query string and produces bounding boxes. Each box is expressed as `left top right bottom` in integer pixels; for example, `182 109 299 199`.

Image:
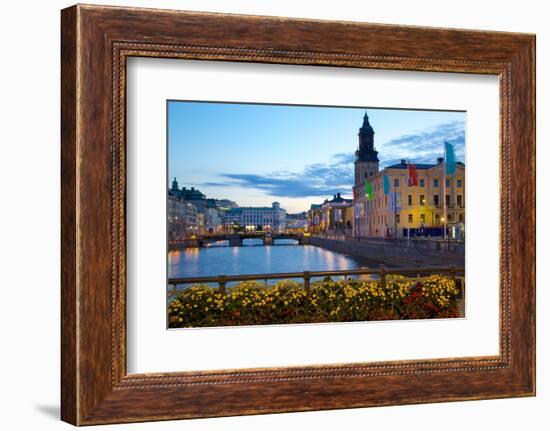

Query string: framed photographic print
164 102 465 330
61 4 535 425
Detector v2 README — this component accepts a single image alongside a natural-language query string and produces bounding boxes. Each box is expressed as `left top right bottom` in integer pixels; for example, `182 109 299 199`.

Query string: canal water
168 239 380 285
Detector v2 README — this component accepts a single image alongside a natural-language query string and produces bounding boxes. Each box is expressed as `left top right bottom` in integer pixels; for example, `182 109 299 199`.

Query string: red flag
407 161 418 186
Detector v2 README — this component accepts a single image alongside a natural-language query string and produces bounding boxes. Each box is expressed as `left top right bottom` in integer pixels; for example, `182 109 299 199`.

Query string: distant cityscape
168 112 465 242
168 180 307 239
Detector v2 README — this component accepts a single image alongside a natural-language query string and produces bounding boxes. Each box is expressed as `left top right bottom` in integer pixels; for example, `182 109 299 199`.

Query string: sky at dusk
168 101 465 214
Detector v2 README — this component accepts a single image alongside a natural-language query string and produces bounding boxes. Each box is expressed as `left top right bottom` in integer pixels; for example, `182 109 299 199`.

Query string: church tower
354 111 380 185
171 177 180 193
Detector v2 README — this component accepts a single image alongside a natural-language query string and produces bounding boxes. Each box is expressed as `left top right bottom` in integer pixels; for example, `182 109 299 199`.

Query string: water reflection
168 242 380 285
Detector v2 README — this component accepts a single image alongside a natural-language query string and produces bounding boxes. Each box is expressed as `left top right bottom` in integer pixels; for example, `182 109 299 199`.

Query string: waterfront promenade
309 235 465 267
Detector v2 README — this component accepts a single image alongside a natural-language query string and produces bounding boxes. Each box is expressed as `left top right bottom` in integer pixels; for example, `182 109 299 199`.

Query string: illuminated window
408 214 413 223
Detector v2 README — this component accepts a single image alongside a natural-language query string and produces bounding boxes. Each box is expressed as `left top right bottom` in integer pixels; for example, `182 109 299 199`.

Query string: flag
407 161 418 186
383 175 390 195
445 141 456 175
389 192 401 212
365 181 373 200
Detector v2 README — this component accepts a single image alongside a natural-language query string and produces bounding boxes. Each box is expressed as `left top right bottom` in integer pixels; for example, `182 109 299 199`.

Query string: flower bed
167 274 461 328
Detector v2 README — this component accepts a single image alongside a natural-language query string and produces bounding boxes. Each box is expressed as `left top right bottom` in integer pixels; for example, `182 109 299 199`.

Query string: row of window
409 194 463 207
369 177 463 189
367 193 464 209
369 213 465 225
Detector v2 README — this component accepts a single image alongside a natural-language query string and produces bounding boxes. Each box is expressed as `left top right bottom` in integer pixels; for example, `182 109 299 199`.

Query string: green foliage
168 275 460 328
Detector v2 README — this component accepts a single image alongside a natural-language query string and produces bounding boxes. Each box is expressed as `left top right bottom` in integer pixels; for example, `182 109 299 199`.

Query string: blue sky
168 101 465 213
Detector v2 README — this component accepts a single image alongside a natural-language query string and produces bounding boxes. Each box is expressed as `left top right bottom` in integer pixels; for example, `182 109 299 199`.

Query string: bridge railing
168 266 464 297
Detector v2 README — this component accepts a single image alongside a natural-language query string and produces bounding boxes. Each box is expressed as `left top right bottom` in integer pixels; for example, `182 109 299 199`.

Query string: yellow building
307 193 354 236
352 113 465 239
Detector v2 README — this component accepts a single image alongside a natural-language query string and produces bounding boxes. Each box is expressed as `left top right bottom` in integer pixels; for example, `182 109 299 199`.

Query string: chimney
437 157 444 165
401 159 406 165
337 192 341 198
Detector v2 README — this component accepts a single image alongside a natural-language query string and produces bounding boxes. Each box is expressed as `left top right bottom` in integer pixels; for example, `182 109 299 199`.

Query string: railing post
380 267 386 289
449 265 456 287
218 275 227 295
416 260 421 278
304 271 311 297
167 284 177 299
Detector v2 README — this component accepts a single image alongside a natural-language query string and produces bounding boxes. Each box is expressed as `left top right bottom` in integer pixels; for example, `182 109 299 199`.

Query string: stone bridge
169 232 311 250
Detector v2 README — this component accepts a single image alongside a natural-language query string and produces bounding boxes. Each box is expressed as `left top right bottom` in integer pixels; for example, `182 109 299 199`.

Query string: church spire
360 111 374 134
355 110 379 162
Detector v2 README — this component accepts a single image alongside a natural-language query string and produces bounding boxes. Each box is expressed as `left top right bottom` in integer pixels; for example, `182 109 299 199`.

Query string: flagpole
393 179 397 240
443 142 447 240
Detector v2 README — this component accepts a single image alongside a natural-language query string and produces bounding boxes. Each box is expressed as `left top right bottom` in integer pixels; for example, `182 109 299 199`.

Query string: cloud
210 155 355 199
379 120 465 167
202 120 465 199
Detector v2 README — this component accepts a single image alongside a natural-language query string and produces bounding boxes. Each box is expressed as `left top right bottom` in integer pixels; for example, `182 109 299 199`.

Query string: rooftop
384 159 465 170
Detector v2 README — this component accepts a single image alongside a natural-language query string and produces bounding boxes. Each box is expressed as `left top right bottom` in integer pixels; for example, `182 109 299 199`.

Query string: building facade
170 179 208 214
167 192 199 240
352 113 465 239
308 193 354 236
223 202 287 232
286 212 309 232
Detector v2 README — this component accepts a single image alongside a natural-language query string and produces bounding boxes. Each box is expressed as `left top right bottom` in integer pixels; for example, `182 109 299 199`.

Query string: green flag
365 181 373 200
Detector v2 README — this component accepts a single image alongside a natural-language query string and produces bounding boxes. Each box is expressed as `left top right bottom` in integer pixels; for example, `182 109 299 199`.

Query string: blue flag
389 192 401 212
445 141 456 175
383 175 390 195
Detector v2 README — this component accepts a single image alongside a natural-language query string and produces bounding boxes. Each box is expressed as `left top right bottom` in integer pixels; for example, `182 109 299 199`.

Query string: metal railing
168 265 464 297
316 234 465 252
